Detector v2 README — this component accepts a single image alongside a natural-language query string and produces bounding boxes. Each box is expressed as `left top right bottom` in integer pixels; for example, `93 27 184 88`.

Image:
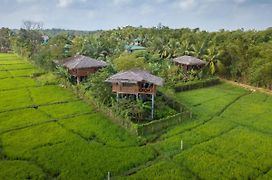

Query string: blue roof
125 45 146 51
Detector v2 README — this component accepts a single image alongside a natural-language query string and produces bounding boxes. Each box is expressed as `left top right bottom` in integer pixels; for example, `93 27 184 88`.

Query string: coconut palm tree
191 39 210 58
203 46 224 75
180 40 194 56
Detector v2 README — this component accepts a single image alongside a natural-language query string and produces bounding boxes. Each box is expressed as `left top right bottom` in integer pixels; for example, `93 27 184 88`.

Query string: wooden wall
112 83 156 95
69 67 100 77
175 62 204 71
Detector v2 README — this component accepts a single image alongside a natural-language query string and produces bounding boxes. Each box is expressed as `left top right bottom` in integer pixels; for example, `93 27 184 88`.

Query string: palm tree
191 39 210 58
203 46 224 75
180 40 194 56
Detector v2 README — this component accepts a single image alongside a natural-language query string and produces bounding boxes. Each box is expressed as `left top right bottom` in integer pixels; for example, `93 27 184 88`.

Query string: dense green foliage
0 27 13 51
8 26 272 89
0 54 271 179
113 52 146 71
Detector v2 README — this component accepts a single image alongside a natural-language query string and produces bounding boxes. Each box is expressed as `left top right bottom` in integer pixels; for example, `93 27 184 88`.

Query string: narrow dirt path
221 79 272 95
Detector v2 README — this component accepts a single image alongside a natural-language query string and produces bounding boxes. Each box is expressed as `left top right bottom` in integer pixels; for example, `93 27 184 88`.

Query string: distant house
125 45 146 53
173 55 206 71
0 47 11 53
62 55 107 84
64 44 72 55
125 37 146 53
106 69 164 119
41 35 49 45
133 37 143 46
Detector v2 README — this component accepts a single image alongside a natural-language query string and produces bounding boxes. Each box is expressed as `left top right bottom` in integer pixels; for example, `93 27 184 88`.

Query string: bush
174 77 220 92
84 67 114 105
36 72 59 85
112 52 146 71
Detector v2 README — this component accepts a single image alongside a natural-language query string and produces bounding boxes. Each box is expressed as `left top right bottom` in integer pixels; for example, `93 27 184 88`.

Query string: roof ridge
131 71 144 81
73 56 83 68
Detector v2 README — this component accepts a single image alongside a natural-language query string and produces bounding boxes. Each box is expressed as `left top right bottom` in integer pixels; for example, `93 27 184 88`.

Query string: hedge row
95 103 139 135
174 77 220 92
157 91 190 112
136 91 192 136
137 111 191 136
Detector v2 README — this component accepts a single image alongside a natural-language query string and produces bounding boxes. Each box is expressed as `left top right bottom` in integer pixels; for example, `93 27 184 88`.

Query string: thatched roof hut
173 56 206 70
62 55 107 84
173 56 206 66
63 55 107 70
106 69 163 95
106 69 164 119
106 69 164 86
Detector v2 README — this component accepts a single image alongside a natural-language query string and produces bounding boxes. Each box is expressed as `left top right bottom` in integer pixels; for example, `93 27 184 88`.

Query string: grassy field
127 84 272 179
0 53 272 179
0 54 157 179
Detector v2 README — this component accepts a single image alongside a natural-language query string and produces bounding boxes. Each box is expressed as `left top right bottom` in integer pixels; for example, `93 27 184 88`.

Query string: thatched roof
106 69 164 86
173 56 206 66
62 55 107 69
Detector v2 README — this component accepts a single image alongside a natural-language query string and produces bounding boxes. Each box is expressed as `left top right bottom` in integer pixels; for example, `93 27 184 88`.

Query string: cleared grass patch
174 147 259 179
2 63 35 70
0 70 11 78
0 89 33 112
1 121 157 180
0 77 38 90
0 109 51 134
28 139 156 179
0 54 27 64
220 92 272 134
9 69 37 77
30 85 77 105
161 83 248 139
0 60 25 64
173 127 272 179
58 114 139 147
1 122 78 157
195 127 272 173
38 101 92 119
155 118 237 155
121 160 197 180
0 160 45 180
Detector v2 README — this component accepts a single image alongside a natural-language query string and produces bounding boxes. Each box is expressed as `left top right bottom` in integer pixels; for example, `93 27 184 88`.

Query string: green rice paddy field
0 53 271 179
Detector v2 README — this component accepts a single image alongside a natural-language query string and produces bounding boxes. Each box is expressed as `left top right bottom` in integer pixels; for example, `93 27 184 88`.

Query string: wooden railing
112 84 156 94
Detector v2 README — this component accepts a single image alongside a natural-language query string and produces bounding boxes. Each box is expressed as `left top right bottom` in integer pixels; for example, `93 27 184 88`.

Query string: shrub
112 52 146 71
36 72 59 85
174 77 220 92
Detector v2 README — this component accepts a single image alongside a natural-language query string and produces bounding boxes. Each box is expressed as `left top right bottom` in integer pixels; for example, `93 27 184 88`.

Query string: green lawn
0 53 271 179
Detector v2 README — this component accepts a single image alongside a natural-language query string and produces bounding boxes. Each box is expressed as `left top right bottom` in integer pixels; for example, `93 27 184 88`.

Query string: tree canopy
8 26 272 89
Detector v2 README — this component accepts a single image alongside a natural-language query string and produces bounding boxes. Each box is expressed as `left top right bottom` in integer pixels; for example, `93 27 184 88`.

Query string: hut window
122 83 134 87
142 83 151 89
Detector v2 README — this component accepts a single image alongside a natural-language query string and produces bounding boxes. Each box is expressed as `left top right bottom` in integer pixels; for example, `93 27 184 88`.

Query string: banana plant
134 98 151 121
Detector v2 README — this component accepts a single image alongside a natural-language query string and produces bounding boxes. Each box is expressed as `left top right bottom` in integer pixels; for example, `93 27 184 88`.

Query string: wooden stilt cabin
62 55 107 84
106 69 164 119
106 69 164 95
173 55 206 71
